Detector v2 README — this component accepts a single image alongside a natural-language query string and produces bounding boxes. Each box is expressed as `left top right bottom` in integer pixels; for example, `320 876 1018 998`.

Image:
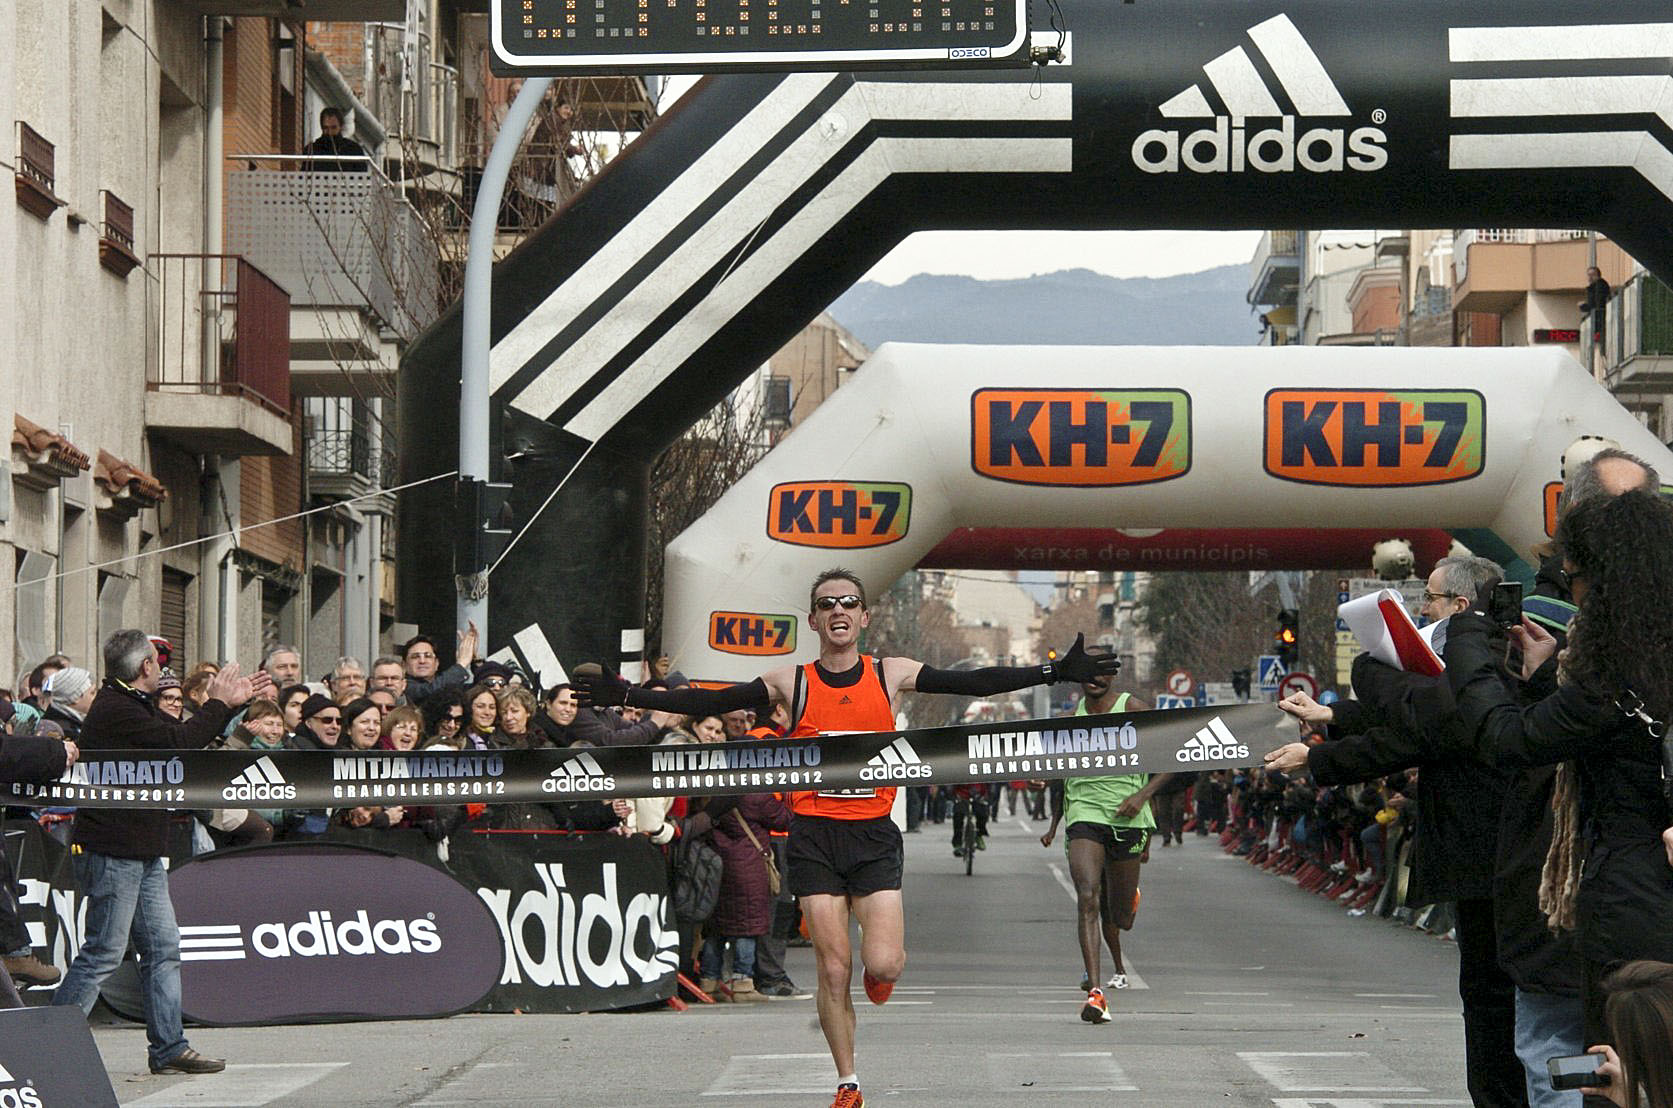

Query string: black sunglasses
441 713 464 725
483 677 507 688
814 595 864 612
315 715 342 725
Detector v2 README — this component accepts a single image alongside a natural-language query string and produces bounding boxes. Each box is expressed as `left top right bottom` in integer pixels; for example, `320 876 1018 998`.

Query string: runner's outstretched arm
905 634 1119 695
572 666 772 716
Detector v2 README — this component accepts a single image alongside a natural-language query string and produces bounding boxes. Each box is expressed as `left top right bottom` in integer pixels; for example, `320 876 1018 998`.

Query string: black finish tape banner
2 703 1279 810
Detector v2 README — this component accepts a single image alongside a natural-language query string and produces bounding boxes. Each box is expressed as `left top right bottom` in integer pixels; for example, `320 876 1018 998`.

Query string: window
99 191 140 277
159 567 191 669
14 122 65 220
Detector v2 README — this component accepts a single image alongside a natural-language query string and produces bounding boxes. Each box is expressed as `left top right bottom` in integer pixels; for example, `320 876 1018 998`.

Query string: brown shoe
3 953 60 987
730 977 769 1003
150 1048 226 1075
700 976 729 1001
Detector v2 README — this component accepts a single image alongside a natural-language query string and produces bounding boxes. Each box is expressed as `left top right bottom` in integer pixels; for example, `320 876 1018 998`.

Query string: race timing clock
490 0 1030 74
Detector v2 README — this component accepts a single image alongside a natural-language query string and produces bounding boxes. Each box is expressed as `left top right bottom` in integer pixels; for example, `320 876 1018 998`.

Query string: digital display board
1532 328 1581 344
490 0 1030 74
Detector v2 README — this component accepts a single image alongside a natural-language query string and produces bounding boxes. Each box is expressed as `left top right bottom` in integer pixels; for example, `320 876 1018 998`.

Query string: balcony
147 254 293 456
1598 274 1673 392
365 24 461 175
306 424 396 506
1451 229 1593 313
226 159 440 395
1247 229 1300 308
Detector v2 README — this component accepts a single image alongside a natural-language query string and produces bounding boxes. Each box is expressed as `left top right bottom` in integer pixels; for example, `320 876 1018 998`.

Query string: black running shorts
787 815 903 898
1065 821 1149 860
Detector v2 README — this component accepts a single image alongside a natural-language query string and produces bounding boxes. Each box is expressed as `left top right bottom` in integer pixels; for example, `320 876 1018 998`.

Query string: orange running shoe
1080 986 1112 1024
831 1082 866 1107
862 970 894 1005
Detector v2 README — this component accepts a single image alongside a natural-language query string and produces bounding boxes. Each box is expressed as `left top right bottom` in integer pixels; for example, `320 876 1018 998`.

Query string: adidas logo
1132 13 1388 176
222 755 297 802
541 750 616 794
860 736 932 781
0 1058 41 1108
837 695 853 705
1176 717 1252 764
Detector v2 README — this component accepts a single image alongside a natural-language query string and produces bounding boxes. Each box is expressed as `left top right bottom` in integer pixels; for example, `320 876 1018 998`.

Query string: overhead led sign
491 0 1029 74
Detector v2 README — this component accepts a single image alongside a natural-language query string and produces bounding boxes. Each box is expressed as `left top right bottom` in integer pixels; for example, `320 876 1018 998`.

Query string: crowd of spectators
0 628 812 1008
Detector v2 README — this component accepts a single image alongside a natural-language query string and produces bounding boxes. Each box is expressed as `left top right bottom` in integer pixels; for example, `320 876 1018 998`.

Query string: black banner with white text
2 704 1277 810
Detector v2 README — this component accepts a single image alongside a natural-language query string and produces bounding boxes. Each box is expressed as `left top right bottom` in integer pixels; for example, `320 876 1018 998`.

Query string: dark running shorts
788 815 903 898
1065 821 1149 860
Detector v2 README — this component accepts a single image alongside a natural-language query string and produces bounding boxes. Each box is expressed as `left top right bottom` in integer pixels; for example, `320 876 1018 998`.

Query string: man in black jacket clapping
51 630 267 1076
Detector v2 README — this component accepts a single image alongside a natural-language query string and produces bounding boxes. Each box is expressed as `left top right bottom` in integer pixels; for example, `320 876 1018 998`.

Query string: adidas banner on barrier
2 703 1277 811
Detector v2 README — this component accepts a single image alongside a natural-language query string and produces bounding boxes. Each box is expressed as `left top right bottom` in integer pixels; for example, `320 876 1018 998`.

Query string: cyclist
950 782 990 856
1039 668 1167 1024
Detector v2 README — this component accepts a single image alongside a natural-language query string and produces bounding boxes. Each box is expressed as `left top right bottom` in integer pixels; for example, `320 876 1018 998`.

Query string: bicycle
953 794 984 876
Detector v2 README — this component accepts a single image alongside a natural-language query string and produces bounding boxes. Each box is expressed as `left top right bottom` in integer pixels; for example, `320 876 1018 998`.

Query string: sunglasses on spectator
315 714 342 725
814 595 864 611
439 714 463 727
483 677 507 688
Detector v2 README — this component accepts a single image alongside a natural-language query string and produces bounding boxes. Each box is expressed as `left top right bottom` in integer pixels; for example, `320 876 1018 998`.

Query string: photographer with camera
1444 491 1673 1083
1269 554 1525 1108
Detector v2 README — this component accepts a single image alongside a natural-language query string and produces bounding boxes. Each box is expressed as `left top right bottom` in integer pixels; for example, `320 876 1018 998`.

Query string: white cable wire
484 440 602 578
5 469 458 595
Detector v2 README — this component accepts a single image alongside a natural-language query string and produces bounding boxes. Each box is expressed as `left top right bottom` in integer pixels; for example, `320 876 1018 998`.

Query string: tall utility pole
455 76 553 643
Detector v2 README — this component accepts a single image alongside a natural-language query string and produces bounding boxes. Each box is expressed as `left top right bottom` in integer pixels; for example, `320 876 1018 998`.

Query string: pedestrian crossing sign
1257 654 1287 690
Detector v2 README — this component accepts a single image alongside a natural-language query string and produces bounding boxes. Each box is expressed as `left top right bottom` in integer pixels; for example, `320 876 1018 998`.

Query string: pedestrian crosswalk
694 1050 1465 1101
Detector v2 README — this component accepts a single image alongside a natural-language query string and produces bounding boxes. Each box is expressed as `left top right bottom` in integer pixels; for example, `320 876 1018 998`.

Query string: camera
1548 1053 1608 1090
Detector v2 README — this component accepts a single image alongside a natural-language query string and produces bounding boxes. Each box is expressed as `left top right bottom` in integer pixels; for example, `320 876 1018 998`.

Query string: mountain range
827 264 1259 349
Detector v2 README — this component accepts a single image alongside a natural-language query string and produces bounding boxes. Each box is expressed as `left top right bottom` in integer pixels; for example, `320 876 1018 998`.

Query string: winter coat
41 704 85 741
1307 652 1510 905
0 733 69 786
706 790 791 936
73 680 233 859
1445 612 1673 971
404 663 470 706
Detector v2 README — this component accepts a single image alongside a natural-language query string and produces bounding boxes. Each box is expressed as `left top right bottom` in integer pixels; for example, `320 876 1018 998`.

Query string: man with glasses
369 656 407 704
402 625 479 705
328 657 366 704
577 566 1117 1108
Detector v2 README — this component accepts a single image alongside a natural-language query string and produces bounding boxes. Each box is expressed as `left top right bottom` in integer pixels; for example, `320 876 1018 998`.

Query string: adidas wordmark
1176 717 1251 764
860 736 932 781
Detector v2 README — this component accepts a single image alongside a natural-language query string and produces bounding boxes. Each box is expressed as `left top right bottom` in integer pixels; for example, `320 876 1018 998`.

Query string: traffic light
1275 609 1300 668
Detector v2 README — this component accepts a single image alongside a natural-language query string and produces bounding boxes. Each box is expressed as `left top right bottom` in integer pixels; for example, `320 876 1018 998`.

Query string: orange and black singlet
788 655 896 820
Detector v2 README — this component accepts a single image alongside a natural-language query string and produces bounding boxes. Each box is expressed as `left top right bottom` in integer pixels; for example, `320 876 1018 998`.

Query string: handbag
673 835 725 923
733 810 782 897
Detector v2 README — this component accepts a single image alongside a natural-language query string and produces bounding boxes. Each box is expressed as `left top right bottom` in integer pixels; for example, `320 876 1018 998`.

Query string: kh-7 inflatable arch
662 344 1673 679
397 0 1673 671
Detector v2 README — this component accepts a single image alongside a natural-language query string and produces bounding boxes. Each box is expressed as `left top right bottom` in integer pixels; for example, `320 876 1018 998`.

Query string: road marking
703 1053 838 1096
1270 1101 1469 1108
1205 1001 1296 1008
986 1051 1137 1092
128 1063 347 1106
1046 863 1148 990
1354 993 1437 999
1186 991 1271 996
1239 1052 1427 1093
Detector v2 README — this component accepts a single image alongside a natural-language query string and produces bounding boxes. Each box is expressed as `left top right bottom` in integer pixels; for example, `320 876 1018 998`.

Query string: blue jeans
53 853 190 1069
1515 988 1584 1108
701 934 757 981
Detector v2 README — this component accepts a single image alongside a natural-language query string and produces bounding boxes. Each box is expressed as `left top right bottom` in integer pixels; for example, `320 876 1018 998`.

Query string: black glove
572 663 631 710
1050 633 1121 684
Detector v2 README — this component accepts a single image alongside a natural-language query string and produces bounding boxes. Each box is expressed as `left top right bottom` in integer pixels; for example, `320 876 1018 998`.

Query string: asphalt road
96 815 1472 1107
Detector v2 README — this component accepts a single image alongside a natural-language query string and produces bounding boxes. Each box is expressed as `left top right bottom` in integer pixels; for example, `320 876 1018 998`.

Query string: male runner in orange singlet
577 568 1118 1108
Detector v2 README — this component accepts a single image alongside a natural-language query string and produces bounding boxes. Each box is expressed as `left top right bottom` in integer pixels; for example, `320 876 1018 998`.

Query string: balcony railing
1247 229 1301 307
1453 229 1590 283
364 24 459 170
1597 273 1673 388
225 157 440 342
306 427 398 487
149 254 290 415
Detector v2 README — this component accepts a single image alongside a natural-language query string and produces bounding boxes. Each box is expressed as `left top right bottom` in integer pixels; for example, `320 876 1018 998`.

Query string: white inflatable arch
663 344 1673 680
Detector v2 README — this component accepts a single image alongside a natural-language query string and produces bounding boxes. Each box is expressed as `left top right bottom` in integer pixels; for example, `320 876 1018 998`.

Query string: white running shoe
1105 973 1129 990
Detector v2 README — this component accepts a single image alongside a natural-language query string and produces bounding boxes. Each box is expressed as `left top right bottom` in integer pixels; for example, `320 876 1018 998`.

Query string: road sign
1257 654 1288 690
1152 694 1193 710
489 0 1029 75
1165 668 1196 698
1278 672 1319 700
1201 681 1239 706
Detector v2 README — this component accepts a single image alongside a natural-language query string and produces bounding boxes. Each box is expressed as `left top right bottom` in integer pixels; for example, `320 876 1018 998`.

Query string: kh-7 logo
767 481 910 549
709 611 798 656
1264 389 1485 487
970 389 1191 486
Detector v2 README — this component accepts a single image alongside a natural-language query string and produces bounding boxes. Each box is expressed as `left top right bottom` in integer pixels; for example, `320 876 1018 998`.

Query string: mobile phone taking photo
1548 1053 1608 1090
1488 580 1523 629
